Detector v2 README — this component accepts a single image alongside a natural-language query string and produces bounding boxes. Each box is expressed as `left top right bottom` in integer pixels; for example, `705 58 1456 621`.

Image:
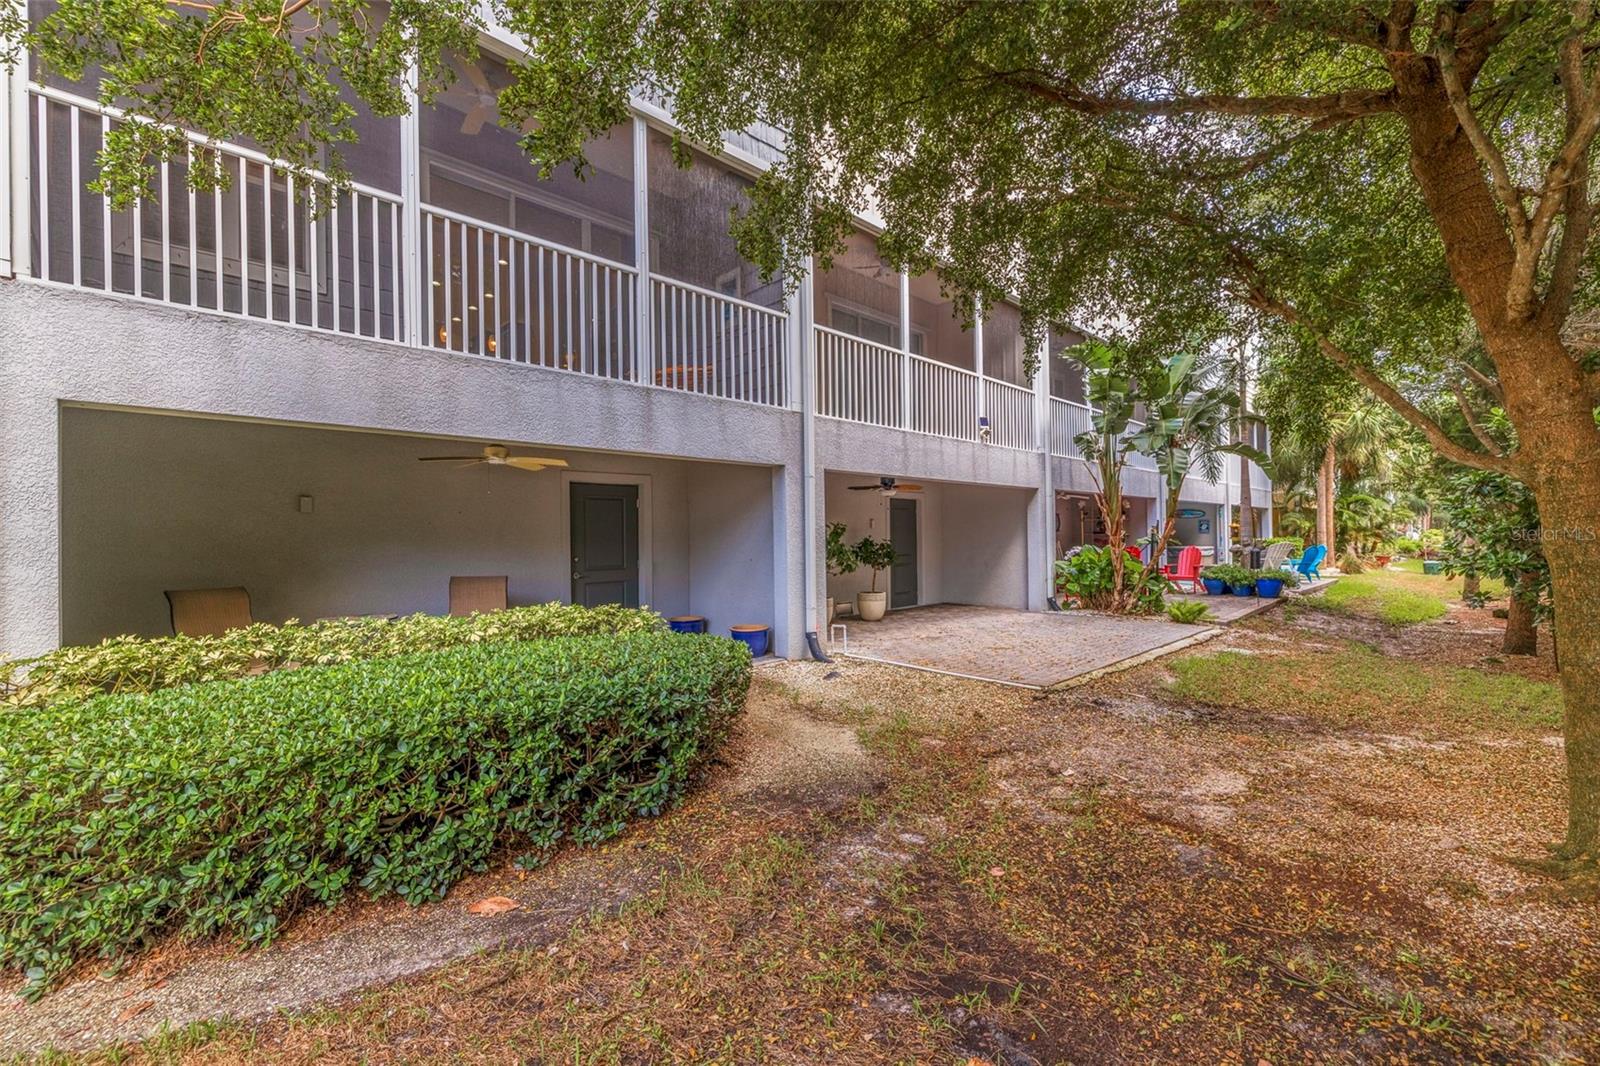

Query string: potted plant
1199 564 1230 596
851 535 897 621
824 521 856 624
1227 567 1257 597
1254 567 1299 599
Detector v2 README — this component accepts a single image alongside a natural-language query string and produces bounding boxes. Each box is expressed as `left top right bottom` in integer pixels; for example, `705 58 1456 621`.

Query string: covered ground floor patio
823 603 1217 689
59 406 790 648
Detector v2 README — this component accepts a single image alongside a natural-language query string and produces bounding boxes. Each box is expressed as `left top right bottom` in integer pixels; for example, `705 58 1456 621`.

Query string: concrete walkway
824 604 1218 689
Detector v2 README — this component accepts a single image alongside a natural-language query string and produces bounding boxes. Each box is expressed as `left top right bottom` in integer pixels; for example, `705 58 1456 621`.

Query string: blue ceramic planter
1255 578 1284 599
668 615 707 634
1201 578 1226 595
1230 585 1255 597
730 625 770 657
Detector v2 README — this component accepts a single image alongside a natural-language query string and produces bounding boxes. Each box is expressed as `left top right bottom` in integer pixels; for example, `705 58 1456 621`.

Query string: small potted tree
825 521 856 624
851 535 897 621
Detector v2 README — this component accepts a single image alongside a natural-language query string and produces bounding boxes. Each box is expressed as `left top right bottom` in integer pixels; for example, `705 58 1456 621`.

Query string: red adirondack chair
1161 545 1203 593
1124 545 1142 563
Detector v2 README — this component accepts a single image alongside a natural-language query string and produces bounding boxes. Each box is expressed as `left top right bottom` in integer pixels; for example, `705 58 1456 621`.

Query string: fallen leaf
467 896 520 916
116 1000 154 1023
988 867 1006 877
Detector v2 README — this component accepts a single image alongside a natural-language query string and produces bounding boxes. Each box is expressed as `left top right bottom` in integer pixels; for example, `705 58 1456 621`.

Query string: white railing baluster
102 114 113 292
68 105 80 286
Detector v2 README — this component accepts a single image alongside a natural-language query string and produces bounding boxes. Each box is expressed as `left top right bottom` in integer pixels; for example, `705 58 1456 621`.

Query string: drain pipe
794 268 831 662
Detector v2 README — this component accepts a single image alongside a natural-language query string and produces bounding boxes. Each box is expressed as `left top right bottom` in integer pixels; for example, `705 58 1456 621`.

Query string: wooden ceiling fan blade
847 485 879 491
461 105 490 136
895 484 925 492
502 457 563 471
418 456 484 463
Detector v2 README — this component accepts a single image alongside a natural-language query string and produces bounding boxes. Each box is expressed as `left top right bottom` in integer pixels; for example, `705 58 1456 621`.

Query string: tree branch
1545 3 1598 325
982 67 1399 122
1459 361 1505 404
1238 282 1521 476
1451 383 1506 457
1516 4 1600 318
1435 29 1530 240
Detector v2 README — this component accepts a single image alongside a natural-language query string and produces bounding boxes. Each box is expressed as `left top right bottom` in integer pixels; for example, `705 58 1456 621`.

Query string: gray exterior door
890 497 919 608
570 482 640 607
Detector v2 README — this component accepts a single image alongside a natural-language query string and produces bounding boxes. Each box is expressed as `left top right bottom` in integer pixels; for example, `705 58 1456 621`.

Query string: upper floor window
420 50 635 264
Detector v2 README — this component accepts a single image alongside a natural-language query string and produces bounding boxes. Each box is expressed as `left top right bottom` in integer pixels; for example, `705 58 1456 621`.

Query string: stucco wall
939 483 1034 610
0 280 803 655
686 463 778 637
58 408 784 645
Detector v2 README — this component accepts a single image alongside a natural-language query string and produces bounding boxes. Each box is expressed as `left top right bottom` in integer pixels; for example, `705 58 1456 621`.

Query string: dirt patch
17 577 1596 1064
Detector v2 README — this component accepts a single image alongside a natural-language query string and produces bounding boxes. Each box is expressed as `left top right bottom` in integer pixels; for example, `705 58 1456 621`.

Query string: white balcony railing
907 353 980 441
651 275 788 406
423 205 637 380
984 377 1036 451
815 328 1039 451
28 84 405 342
1050 398 1091 459
816 326 903 427
26 82 788 409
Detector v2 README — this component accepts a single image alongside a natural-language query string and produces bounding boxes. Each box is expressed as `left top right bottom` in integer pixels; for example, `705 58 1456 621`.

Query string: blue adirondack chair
1295 544 1326 580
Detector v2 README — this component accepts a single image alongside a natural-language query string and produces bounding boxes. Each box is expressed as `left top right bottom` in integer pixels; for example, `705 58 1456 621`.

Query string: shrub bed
0 602 663 709
0 631 750 997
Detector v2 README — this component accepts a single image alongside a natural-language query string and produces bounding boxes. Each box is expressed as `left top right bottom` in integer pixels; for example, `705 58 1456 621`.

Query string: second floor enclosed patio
22 39 1181 469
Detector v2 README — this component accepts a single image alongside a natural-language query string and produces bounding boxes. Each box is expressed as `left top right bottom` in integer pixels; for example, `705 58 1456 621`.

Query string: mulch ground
22 588 1597 1065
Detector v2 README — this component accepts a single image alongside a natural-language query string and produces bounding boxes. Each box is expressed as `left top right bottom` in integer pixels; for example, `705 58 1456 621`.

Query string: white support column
795 260 825 644
1033 342 1054 608
785 248 807 411
898 271 911 429
973 305 986 425
632 116 651 386
398 67 423 347
6 0 30 279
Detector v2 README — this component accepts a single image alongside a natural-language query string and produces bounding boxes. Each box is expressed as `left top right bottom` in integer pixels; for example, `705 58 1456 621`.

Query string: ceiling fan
847 477 924 497
417 444 569 472
443 57 500 135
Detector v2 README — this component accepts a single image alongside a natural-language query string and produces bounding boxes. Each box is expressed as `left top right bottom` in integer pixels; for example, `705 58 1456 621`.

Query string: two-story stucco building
0 8 1272 659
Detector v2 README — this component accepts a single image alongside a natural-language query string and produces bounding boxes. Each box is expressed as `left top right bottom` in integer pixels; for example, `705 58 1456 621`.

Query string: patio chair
1124 545 1142 563
1161 544 1203 593
1262 542 1295 572
1295 545 1327 581
449 575 508 617
165 586 252 637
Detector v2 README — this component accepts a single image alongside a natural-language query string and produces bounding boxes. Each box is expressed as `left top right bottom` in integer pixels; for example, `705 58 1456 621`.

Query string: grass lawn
1167 644 1563 730
24 584 1588 1065
1312 562 1505 624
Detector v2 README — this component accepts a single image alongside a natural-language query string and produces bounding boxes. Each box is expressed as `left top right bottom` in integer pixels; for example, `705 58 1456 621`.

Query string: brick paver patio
824 604 1217 688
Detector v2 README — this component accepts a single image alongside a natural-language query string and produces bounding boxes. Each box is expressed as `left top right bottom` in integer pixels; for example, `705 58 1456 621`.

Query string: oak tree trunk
1503 580 1537 657
1391 67 1600 862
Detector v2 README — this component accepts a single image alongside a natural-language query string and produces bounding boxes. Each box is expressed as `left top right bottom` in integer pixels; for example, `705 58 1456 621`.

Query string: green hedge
0 602 663 709
0 631 750 997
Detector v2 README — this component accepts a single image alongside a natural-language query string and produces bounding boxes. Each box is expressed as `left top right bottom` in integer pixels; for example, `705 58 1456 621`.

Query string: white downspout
794 261 823 655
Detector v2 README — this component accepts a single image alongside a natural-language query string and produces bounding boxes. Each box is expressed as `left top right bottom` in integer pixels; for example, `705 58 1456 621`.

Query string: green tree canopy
8 0 1600 865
